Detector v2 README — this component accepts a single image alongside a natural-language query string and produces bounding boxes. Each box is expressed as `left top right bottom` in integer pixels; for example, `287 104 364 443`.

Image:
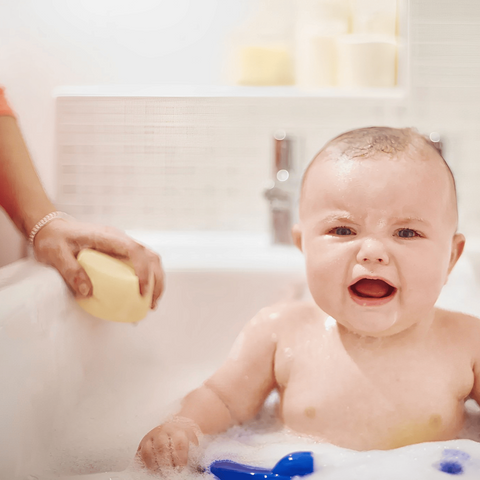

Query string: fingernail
79 283 90 297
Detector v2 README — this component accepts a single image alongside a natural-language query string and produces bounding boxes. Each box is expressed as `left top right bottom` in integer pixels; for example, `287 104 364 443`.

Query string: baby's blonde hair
302 126 456 197
300 126 458 227
327 126 442 157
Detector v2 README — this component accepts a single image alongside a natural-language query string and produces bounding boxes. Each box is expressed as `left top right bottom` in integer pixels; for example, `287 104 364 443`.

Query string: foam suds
55 395 480 480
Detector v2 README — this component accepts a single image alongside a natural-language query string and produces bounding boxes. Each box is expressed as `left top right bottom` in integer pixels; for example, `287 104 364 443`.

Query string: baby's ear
447 233 466 275
291 224 303 252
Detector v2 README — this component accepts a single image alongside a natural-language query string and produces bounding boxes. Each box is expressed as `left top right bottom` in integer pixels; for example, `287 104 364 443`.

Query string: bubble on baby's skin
324 316 336 331
283 347 293 359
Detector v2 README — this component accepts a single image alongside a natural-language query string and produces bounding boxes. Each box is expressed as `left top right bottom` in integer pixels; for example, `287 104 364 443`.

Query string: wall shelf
54 84 407 99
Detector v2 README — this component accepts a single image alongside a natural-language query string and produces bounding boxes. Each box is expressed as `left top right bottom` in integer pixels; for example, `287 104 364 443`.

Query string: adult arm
0 93 164 305
0 115 55 237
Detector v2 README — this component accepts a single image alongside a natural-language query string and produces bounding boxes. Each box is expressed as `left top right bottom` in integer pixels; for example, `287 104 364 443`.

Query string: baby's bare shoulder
434 307 480 341
251 301 326 331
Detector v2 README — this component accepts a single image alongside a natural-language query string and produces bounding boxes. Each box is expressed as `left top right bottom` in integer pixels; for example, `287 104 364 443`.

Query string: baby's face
293 148 465 337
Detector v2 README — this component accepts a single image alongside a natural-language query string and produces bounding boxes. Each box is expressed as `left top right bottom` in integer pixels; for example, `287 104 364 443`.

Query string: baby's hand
135 416 201 473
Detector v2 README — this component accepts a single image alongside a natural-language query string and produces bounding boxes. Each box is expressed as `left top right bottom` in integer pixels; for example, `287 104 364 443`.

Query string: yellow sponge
75 249 152 323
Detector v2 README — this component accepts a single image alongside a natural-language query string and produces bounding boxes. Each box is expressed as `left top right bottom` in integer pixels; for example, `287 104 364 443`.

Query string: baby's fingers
138 433 173 472
137 428 194 473
136 438 159 472
184 425 200 446
170 430 191 468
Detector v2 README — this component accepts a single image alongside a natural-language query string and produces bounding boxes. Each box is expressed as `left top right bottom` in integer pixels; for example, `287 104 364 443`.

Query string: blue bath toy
435 448 470 475
439 461 463 475
209 451 314 480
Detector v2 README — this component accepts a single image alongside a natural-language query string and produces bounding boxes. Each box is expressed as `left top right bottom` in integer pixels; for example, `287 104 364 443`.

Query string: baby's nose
356 238 389 265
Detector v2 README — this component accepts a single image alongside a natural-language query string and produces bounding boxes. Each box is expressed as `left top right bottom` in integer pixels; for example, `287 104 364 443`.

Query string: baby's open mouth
349 279 397 300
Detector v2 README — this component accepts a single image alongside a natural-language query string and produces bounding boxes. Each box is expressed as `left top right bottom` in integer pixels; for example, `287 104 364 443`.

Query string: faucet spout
263 130 297 245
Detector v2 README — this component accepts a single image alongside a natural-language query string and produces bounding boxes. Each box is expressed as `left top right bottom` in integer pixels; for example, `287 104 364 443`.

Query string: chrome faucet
264 130 297 245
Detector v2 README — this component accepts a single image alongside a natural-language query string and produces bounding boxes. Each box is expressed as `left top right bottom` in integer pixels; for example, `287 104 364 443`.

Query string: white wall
0 0 253 266
3 0 480 266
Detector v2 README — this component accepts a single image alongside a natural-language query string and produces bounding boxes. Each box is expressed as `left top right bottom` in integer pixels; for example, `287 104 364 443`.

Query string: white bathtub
1 232 480 480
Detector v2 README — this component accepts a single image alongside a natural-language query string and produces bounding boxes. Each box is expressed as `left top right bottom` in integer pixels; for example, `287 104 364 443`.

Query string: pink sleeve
0 87 16 117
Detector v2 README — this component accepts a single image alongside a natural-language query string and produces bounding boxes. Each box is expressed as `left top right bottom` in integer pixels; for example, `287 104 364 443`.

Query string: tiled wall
408 0 480 239
56 0 480 239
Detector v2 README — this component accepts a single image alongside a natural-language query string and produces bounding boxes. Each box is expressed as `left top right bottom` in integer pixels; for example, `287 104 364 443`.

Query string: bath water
56 392 480 480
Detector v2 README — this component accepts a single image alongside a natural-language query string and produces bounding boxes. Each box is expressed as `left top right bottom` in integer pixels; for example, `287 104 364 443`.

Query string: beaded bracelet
28 211 70 245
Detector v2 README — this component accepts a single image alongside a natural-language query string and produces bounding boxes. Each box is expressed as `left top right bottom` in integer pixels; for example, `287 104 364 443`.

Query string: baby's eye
396 228 420 238
330 226 355 236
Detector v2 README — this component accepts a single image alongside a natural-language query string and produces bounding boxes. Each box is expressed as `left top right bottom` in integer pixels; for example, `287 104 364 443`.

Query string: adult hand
33 218 164 308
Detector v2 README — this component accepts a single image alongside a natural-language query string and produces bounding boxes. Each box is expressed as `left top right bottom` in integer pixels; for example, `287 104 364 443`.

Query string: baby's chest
275 326 473 398
281 359 460 415
274 337 473 448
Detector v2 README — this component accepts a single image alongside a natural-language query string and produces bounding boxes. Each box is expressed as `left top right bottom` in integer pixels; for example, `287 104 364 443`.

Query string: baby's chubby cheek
304 252 346 305
402 249 450 300
401 274 444 314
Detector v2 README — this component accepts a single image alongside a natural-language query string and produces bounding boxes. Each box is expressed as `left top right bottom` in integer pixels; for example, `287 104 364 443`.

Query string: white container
295 23 348 88
337 33 397 88
294 0 350 88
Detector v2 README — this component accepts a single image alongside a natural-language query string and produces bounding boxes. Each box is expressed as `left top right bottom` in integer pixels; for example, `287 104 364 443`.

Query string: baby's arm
456 312 480 408
136 306 280 472
468 322 480 404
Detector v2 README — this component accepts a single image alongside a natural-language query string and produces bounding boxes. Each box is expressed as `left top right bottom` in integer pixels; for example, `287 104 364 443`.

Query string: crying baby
136 126 480 473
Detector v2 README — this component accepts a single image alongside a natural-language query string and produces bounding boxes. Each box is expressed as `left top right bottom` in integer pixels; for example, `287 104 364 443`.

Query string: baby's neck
334 310 436 351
